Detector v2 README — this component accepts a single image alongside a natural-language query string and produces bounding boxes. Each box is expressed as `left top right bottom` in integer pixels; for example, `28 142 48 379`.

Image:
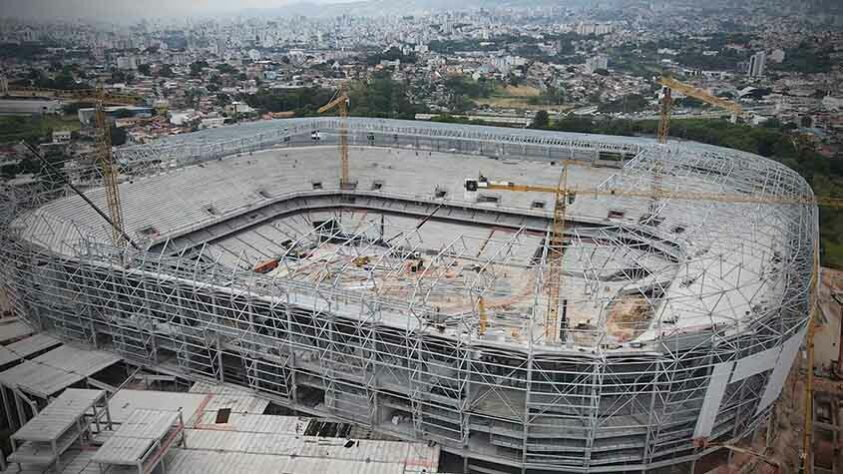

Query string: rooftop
0 344 121 398
2 380 440 474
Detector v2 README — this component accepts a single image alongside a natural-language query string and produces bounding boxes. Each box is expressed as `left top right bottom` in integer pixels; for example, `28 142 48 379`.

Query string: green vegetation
531 110 549 129
189 61 209 77
215 93 232 107
428 39 501 54
215 63 239 75
529 116 843 268
597 94 650 114
442 76 495 113
366 47 417 65
527 86 565 106
673 97 707 109
679 49 746 71
608 44 663 78
0 115 80 143
444 76 495 99
773 44 834 74
14 68 85 90
346 77 426 119
240 87 336 116
1 144 69 191
107 68 134 85
0 43 48 60
242 76 425 119
62 101 96 116
157 64 175 78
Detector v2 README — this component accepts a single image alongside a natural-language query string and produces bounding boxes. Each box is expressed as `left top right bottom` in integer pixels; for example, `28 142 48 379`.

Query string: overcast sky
1 0 310 20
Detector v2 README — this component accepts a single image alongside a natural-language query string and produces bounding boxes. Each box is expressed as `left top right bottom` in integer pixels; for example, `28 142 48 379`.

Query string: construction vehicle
657 75 744 144
353 256 371 267
318 83 353 189
3 81 143 248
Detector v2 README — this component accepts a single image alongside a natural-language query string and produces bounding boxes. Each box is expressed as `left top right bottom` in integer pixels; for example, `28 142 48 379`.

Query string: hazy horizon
0 0 345 20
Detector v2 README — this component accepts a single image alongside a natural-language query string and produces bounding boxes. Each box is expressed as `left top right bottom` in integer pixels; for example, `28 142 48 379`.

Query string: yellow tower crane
466 172 843 348
657 75 744 144
467 164 577 344
478 296 488 336
3 82 143 248
318 83 353 189
653 78 828 469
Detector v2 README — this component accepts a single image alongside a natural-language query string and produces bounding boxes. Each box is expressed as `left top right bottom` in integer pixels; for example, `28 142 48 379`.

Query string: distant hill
239 0 590 18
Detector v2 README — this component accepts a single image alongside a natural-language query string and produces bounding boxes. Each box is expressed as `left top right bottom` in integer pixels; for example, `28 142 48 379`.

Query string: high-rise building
116 56 138 71
748 51 766 77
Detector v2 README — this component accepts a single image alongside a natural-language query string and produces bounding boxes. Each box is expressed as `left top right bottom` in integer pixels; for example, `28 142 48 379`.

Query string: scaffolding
0 118 818 473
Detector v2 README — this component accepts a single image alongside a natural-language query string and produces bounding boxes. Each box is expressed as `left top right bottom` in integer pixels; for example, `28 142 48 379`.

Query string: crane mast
4 82 141 248
93 92 126 248
318 83 351 188
544 165 570 343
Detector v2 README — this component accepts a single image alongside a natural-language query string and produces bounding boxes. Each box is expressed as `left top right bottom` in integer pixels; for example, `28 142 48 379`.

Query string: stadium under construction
0 118 818 473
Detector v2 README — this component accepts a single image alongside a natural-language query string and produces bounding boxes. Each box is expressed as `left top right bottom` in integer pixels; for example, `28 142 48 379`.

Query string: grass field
474 85 573 112
474 84 547 109
0 115 80 144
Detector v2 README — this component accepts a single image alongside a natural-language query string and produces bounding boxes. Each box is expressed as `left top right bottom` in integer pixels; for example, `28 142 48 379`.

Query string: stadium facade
0 118 817 473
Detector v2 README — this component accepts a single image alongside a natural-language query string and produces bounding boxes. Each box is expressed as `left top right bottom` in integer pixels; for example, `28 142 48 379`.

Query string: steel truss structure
0 118 817 473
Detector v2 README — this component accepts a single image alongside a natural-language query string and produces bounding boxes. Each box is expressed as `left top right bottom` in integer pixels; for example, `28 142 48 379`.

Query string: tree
185 88 203 108
63 101 96 116
137 64 151 76
365 47 417 66
189 60 209 77
347 76 425 119
761 118 782 129
158 64 175 78
1 164 16 179
216 63 238 75
531 110 549 129
216 93 232 107
597 94 648 114
529 86 566 106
